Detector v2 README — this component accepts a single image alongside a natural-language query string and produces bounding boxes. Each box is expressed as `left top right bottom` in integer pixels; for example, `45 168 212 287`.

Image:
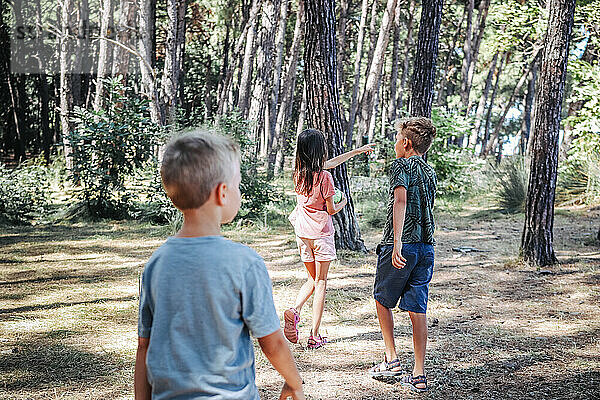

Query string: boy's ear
214 182 228 206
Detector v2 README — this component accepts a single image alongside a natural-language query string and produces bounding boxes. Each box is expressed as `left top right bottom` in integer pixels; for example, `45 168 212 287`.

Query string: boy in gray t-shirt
135 131 304 400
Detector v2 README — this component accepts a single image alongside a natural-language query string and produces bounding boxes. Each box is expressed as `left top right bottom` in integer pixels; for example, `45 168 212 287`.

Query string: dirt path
0 208 599 399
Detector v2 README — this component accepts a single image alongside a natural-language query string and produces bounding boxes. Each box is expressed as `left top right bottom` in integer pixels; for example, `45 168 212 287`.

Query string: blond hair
161 130 240 210
394 117 437 154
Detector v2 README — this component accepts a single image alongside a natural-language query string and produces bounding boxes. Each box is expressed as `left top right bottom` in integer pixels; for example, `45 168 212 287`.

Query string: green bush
492 156 529 213
67 77 164 219
0 163 49 224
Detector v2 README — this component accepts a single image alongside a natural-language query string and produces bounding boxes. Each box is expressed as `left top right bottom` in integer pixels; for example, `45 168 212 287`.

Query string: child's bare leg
311 260 330 336
294 262 316 313
408 311 427 385
375 300 398 361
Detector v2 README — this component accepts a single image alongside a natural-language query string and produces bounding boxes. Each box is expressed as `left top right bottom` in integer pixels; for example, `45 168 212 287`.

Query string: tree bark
137 0 163 125
160 0 187 125
459 0 474 113
397 0 416 114
112 0 138 81
386 0 402 129
345 0 370 148
60 0 75 169
237 0 263 118
519 61 538 155
336 0 349 101
357 0 398 144
521 0 575 267
465 0 490 115
273 0 305 176
304 0 366 251
409 0 444 118
94 0 114 111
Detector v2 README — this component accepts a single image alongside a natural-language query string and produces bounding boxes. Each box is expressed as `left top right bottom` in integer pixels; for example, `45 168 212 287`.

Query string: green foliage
214 112 276 219
0 163 49 224
67 77 164 219
561 59 600 204
427 109 478 197
491 156 529 214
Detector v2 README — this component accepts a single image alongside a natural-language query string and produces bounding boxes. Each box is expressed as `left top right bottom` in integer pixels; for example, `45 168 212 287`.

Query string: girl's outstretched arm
323 143 375 169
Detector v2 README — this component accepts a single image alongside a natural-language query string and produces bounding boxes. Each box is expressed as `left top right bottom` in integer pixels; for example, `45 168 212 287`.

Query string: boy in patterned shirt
368 117 437 393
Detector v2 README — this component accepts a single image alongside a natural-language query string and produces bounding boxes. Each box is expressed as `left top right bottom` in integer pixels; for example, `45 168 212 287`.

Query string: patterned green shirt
381 156 437 245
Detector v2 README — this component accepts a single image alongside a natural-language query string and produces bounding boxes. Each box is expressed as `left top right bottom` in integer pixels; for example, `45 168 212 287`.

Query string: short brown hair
160 130 240 210
394 117 437 154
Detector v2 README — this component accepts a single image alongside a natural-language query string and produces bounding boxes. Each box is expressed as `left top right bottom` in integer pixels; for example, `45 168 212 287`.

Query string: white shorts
296 235 337 263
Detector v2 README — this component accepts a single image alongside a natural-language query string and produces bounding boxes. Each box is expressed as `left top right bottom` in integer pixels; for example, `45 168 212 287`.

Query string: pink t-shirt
290 171 335 239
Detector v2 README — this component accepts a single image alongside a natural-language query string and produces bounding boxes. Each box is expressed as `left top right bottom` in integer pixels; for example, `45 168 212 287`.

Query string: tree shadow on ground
0 295 136 317
0 336 126 392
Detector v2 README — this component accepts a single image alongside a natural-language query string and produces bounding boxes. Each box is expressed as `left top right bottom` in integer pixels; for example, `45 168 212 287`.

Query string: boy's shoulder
391 157 435 176
146 236 264 271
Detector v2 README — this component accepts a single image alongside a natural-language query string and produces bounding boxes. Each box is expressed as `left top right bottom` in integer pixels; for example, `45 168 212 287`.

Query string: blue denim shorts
373 243 435 313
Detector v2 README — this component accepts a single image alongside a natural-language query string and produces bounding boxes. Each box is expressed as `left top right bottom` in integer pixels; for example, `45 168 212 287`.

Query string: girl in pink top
285 129 373 349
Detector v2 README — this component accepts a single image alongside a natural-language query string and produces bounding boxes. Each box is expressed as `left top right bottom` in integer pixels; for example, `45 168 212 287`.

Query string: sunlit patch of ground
0 208 599 399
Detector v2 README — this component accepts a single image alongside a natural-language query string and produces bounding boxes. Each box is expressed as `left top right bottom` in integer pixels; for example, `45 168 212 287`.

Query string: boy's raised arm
323 143 375 170
134 337 152 400
258 330 305 400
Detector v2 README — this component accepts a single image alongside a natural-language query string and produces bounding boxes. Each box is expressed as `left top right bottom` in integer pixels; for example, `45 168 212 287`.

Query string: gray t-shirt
138 236 281 400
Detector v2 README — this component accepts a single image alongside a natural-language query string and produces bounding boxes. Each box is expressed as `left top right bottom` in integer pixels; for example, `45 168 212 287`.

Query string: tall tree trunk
465 0 490 115
273 0 305 176
217 20 249 116
60 0 75 170
160 0 187 125
266 0 289 165
521 0 575 267
397 0 416 114
357 0 398 144
94 0 114 111
345 0 369 148
409 0 444 118
304 0 366 251
248 0 280 156
480 52 506 156
459 0 474 113
138 0 162 125
237 0 263 117
519 61 538 155
482 47 541 158
112 0 137 81
386 0 402 130
336 0 349 102
470 51 498 148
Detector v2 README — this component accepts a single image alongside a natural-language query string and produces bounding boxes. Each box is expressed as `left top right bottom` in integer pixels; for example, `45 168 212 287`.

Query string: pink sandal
307 332 328 349
283 308 300 343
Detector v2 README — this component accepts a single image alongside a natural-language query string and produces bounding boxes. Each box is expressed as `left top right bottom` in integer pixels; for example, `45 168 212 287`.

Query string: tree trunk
112 0 137 81
266 0 289 164
480 52 506 156
409 0 444 118
273 0 305 176
459 0 474 113
470 51 498 148
386 0 402 130
482 47 541 158
519 61 537 155
94 0 114 111
237 0 263 118
137 0 163 125
60 0 75 170
465 0 490 115
521 0 575 267
345 0 370 148
357 0 398 144
304 0 366 251
248 0 280 156
217 19 249 116
397 0 416 114
336 0 349 102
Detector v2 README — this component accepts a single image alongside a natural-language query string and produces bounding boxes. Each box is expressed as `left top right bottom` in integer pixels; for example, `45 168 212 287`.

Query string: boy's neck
176 207 222 237
401 150 421 158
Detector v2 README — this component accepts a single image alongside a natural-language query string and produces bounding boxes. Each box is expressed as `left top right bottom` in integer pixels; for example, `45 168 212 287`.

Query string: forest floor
0 203 599 399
